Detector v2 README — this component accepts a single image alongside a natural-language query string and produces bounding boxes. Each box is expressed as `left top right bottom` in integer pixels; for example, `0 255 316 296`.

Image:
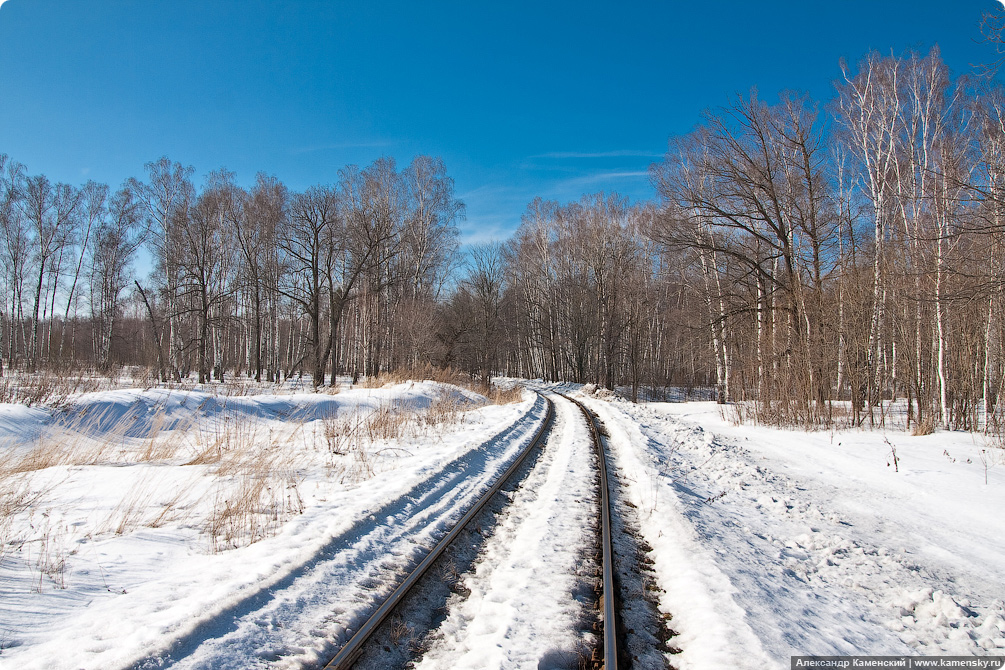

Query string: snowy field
0 380 540 669
580 391 1005 668
2 378 1003 670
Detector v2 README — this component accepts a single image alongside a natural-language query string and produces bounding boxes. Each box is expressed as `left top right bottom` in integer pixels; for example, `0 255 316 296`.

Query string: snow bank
582 396 1005 665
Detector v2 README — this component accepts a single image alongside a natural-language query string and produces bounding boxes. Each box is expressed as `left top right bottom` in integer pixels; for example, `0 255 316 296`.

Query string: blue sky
0 0 1000 243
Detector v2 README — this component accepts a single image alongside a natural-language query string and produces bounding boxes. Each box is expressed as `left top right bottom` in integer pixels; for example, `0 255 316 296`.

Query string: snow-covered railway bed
408 393 603 670
325 395 557 669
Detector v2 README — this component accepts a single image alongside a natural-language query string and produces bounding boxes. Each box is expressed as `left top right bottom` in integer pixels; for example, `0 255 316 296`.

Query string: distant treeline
3 47 1005 432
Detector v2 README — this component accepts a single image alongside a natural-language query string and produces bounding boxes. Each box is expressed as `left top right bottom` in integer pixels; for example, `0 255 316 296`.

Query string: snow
4 378 1004 669
579 394 1005 667
0 381 542 669
415 394 597 669
0 403 48 440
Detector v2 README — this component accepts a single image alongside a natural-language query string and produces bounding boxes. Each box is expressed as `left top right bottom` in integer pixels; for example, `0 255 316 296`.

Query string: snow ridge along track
129 393 551 670
322 393 556 670
560 392 620 670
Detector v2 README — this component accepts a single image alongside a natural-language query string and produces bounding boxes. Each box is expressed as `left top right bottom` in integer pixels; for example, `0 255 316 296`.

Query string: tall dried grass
148 482 198 529
0 472 50 565
99 476 158 536
486 385 524 405
27 516 68 592
723 399 854 430
314 391 473 487
0 371 102 409
358 365 523 406
201 421 306 553
205 460 305 552
1 402 188 477
0 466 68 592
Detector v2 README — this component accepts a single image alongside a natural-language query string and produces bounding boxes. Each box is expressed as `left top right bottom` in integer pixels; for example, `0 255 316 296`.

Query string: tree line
648 47 1005 430
0 154 465 386
2 46 1005 433
474 46 1005 431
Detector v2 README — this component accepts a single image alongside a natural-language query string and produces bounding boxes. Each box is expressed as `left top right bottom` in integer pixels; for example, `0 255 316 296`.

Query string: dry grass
1 408 184 477
0 371 494 565
911 417 936 436
314 391 474 487
3 439 71 475
388 616 413 647
317 408 381 483
723 399 854 430
365 405 411 442
358 365 522 406
0 371 102 409
147 482 198 528
183 425 233 467
0 434 66 590
321 410 349 456
0 504 70 593
0 472 51 566
206 474 276 552
28 518 68 592
205 462 305 552
420 395 463 427
99 477 157 536
128 364 157 390
136 408 183 462
331 443 376 487
486 385 524 405
202 421 306 553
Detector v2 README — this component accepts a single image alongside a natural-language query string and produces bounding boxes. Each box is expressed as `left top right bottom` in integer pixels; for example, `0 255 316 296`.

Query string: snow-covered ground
580 392 1005 669
0 381 543 669
4 377 1004 670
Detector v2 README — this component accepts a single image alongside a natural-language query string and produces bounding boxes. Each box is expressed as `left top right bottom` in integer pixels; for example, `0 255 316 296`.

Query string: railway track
322 391 624 669
560 392 621 670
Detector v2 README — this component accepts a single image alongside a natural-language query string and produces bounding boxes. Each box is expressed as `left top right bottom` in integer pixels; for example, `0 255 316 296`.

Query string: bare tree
20 175 82 369
174 170 239 383
60 180 107 361
464 243 506 386
233 173 286 382
280 185 338 386
0 155 27 373
401 156 463 299
836 53 905 423
89 185 143 369
129 157 195 380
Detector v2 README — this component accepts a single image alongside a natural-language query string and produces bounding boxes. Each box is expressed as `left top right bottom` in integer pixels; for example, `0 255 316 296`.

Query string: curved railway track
559 392 621 670
322 391 624 670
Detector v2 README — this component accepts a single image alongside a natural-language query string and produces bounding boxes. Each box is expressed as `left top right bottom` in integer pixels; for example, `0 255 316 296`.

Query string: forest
2 47 1005 433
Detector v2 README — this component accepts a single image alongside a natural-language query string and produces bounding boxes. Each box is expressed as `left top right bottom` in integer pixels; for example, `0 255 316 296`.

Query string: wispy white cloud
558 170 650 188
456 183 515 200
457 215 516 246
532 150 662 159
454 169 656 247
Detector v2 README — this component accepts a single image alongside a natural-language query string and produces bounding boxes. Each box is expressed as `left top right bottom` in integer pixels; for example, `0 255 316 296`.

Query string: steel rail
561 392 619 670
322 393 555 670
